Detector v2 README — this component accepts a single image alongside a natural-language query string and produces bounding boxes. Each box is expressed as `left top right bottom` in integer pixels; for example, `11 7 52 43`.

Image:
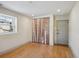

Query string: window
0 13 17 35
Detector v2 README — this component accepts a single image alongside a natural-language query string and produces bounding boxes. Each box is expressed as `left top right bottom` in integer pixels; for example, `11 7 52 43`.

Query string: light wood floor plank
0 43 73 58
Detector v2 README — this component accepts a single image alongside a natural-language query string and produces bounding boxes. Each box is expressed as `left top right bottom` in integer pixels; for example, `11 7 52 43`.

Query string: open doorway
53 16 69 45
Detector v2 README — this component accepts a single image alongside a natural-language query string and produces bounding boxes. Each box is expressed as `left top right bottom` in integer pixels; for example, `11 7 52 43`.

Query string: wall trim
0 41 31 55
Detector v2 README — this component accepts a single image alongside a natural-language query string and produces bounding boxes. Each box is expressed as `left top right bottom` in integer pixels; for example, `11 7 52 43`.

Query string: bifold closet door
32 19 37 43
32 17 49 45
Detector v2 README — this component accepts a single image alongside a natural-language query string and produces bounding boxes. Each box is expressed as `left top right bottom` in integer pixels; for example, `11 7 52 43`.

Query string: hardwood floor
0 43 73 58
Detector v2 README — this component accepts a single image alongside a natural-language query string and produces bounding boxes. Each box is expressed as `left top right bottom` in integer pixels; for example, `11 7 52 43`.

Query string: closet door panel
32 17 49 45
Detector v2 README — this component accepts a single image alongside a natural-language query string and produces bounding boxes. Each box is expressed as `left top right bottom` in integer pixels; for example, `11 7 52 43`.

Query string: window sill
0 32 17 35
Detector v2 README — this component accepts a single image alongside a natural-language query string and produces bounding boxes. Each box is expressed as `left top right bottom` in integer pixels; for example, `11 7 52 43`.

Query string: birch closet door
41 18 49 44
32 19 37 42
32 17 49 45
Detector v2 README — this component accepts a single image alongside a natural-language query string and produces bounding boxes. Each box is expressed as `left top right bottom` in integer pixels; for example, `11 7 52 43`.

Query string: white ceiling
0 1 75 17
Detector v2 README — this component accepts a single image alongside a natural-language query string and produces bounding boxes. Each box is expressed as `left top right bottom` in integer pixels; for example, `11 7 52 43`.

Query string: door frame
32 16 50 45
53 16 69 45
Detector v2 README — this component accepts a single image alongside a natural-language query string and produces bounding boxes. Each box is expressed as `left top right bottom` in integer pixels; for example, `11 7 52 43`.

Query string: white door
55 20 68 45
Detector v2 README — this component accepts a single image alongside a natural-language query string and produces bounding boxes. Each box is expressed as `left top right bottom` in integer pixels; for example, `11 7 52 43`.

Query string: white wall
69 2 79 57
49 15 54 46
0 6 32 54
55 15 69 20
